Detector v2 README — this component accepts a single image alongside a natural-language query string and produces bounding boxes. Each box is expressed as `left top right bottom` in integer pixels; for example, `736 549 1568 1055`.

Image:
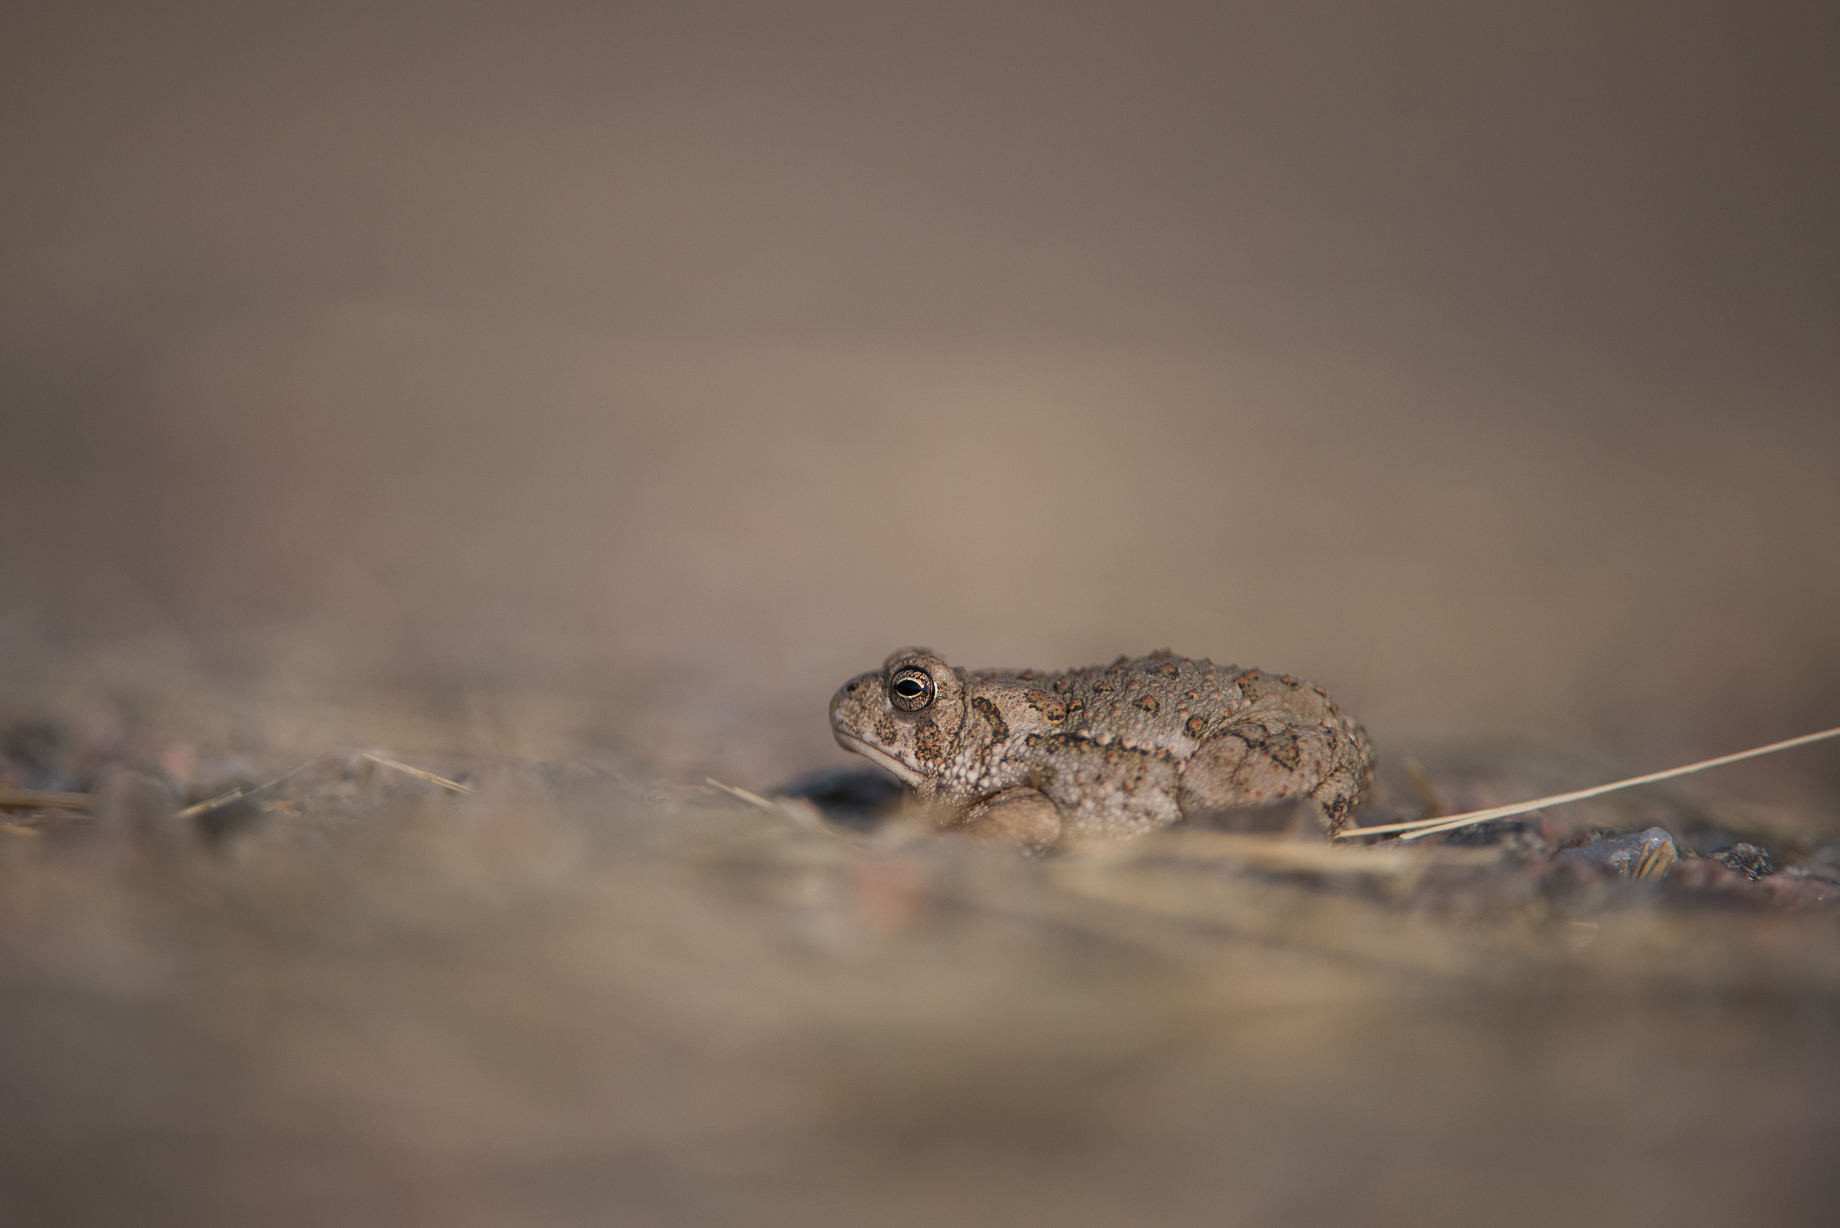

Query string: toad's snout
829 671 882 734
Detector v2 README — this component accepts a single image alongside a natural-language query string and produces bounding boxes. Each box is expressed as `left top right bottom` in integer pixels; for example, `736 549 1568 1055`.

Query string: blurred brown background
3 0 1837 795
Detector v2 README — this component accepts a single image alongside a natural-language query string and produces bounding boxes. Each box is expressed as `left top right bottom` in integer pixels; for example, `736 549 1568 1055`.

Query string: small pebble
1711 843 1774 881
1555 827 1678 878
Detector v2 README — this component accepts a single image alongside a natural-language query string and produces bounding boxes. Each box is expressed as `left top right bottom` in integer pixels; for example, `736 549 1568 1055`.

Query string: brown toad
830 648 1375 849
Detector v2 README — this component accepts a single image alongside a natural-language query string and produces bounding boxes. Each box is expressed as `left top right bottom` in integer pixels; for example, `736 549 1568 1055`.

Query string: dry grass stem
706 777 779 811
360 751 474 794
1632 838 1677 879
1402 756 1447 817
173 754 334 819
708 777 831 831
0 789 92 812
1339 725 1840 842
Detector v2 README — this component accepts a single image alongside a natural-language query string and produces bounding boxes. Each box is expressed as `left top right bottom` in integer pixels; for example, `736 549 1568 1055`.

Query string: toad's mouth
832 727 922 787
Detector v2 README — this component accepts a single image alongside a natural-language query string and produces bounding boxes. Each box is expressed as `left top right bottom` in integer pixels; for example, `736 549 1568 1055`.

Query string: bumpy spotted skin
829 648 1375 848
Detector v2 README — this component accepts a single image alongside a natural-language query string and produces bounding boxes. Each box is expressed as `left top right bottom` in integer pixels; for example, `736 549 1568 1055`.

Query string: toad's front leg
955 787 1064 853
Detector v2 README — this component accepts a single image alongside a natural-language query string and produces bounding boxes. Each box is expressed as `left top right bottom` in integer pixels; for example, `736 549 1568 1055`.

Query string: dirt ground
2 660 1838 1228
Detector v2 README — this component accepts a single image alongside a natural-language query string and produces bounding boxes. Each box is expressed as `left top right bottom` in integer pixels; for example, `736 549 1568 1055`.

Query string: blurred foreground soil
2 669 1838 1228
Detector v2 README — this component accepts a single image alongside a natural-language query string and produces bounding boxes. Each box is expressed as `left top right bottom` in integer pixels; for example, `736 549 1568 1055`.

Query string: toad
830 648 1374 850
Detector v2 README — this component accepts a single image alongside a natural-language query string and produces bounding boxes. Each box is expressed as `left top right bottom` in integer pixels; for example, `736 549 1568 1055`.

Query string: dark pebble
1711 842 1774 881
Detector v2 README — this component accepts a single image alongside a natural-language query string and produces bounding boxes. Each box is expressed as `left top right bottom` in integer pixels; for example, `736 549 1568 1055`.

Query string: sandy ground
2 727 1840 1228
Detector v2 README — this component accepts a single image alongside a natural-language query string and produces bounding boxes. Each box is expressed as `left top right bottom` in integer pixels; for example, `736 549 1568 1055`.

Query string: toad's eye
889 667 935 712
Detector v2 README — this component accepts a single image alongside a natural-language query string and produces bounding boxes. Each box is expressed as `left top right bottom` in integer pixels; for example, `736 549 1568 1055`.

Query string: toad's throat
832 727 926 788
